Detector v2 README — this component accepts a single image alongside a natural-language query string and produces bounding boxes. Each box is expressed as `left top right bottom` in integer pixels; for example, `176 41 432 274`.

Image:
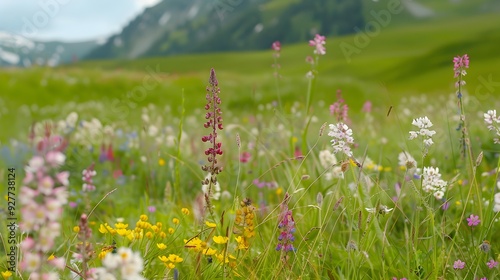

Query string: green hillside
1 11 499 142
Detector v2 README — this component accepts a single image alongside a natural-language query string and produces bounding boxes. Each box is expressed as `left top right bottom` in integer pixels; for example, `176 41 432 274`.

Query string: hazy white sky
0 0 162 42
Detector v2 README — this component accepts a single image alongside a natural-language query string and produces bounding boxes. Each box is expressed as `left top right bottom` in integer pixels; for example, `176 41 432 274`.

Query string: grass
0 9 500 280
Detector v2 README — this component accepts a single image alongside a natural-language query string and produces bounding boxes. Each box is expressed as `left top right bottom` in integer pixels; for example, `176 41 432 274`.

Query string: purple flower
466 214 480 227
453 259 465 270
487 259 498 269
148 206 156 213
276 193 296 253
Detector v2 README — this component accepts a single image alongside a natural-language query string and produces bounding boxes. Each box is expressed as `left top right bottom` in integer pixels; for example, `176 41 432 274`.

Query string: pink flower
239 151 251 163
309 34 326 55
453 259 465 270
487 259 498 269
362 101 372 113
453 54 469 78
467 214 480 227
271 41 281 52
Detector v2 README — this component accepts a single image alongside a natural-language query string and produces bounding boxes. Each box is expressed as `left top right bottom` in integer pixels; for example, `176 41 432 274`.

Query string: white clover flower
328 123 354 157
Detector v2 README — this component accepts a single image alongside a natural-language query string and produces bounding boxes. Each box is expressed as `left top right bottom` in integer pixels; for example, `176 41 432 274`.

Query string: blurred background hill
1 0 499 66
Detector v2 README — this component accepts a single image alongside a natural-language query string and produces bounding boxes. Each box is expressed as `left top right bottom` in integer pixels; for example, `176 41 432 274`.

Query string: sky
0 0 162 42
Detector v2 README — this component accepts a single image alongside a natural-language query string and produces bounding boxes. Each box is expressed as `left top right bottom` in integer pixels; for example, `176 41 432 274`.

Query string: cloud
0 0 161 41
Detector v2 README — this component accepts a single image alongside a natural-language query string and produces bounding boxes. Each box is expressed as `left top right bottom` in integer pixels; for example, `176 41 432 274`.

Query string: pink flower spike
309 34 326 55
466 214 480 227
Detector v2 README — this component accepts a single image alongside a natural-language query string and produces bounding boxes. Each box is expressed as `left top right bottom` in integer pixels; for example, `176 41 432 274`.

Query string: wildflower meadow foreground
2 36 500 280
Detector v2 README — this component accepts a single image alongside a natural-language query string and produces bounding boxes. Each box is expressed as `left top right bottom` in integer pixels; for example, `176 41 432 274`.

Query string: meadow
1 10 500 280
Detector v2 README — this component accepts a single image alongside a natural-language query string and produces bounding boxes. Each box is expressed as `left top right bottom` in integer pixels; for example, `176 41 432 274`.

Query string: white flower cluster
91 247 144 280
202 173 221 200
328 123 354 157
409 116 436 147
421 166 447 200
73 118 114 147
493 193 500 212
318 150 344 180
484 109 500 144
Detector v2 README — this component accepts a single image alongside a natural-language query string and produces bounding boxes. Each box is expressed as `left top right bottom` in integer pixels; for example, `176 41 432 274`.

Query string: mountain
85 0 365 60
0 32 98 67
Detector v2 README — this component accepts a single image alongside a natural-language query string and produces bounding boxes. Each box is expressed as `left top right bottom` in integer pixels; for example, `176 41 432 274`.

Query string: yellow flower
172 218 180 225
115 222 128 229
276 187 283 196
145 232 153 239
158 256 169 262
168 228 174 234
159 158 166 166
73 226 80 233
159 231 167 238
166 263 175 269
140 214 148 222
203 248 217 255
157 243 167 250
47 254 55 261
205 221 216 228
116 228 130 236
213 236 229 244
99 223 114 234
1 270 12 279
182 208 190 215
168 254 183 263
184 237 206 252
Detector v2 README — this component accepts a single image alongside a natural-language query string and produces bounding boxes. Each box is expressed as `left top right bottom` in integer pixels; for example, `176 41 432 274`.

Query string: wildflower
362 101 372 113
2 271 12 279
234 198 256 249
19 144 68 278
467 214 480 227
398 151 417 170
318 149 343 179
272 41 281 52
213 236 229 244
309 34 326 55
240 151 251 163
365 205 393 215
172 218 180 225
181 208 190 215
82 163 97 192
484 109 500 144
202 173 221 200
158 158 166 166
328 123 355 158
329 90 349 123
487 259 498 269
409 116 436 149
157 243 167 250
92 247 144 279
453 54 469 79
453 259 465 270
276 193 296 253
421 166 447 200
205 221 216 228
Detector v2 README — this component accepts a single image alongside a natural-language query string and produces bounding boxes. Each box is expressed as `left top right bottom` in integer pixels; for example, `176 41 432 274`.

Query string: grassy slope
0 11 499 142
